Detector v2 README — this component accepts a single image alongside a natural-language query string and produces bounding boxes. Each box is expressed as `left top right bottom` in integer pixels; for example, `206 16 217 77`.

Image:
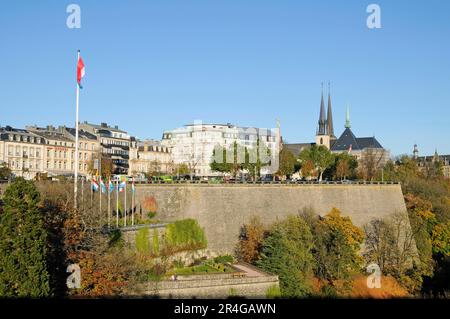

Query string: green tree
0 178 51 297
0 162 12 180
313 208 364 290
257 216 314 297
210 142 242 178
176 163 190 175
330 152 358 181
243 140 271 180
277 147 296 178
299 145 334 181
432 222 450 257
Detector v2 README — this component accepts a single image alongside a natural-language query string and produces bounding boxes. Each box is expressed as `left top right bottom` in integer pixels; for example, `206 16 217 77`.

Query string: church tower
413 144 419 160
327 82 336 145
316 83 331 148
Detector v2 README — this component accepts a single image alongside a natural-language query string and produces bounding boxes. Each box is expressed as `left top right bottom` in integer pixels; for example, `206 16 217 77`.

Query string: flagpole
116 179 119 228
74 50 80 209
131 178 135 226
81 177 84 209
99 156 102 215
108 178 111 229
124 181 127 227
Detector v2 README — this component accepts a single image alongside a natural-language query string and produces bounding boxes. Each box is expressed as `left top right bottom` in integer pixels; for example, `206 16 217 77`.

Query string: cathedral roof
330 127 383 151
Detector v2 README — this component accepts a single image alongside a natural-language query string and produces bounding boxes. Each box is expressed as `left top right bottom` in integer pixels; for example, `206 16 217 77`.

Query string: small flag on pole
91 179 99 192
118 181 126 192
108 179 114 193
100 178 107 193
77 54 85 88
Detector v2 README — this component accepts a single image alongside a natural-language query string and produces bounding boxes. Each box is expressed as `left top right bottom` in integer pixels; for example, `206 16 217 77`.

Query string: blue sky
0 0 449 156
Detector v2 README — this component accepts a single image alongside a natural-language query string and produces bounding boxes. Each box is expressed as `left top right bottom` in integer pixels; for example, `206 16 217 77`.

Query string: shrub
135 228 150 254
214 255 234 264
165 219 207 252
266 285 281 298
152 229 159 256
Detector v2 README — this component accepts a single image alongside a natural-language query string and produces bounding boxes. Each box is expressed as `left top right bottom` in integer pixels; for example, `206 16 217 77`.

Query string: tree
313 208 364 290
176 163 190 176
243 141 271 181
432 222 450 257
0 178 50 297
299 145 334 181
364 215 419 278
300 159 315 180
147 160 161 177
210 142 242 178
0 162 12 180
257 216 315 297
333 153 358 180
87 155 113 179
237 217 266 264
358 148 386 181
277 147 296 178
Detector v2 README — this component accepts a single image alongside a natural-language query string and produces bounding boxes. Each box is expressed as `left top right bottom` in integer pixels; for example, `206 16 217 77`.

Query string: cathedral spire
345 104 351 129
327 82 334 137
317 83 327 135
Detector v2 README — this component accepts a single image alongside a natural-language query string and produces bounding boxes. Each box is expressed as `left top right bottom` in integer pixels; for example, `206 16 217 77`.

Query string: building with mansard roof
414 146 450 178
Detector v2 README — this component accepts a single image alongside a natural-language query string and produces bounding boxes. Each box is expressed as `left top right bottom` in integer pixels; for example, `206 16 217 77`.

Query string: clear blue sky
1 0 449 156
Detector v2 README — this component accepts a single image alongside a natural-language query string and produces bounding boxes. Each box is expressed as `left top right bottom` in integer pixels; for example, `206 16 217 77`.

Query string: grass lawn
169 262 234 276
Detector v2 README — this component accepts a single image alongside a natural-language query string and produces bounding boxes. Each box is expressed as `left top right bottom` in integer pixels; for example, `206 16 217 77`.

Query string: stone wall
137 275 279 298
135 184 408 254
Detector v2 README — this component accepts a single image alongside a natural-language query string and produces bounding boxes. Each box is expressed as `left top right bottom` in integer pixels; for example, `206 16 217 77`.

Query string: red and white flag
77 54 85 87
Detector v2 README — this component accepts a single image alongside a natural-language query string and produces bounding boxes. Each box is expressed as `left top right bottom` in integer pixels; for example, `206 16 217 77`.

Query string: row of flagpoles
90 177 137 228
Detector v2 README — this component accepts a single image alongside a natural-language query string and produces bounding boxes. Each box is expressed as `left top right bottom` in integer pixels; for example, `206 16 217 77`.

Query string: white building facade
161 122 281 177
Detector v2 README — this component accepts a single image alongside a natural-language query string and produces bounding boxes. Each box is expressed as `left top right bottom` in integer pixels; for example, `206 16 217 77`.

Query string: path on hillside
233 263 263 277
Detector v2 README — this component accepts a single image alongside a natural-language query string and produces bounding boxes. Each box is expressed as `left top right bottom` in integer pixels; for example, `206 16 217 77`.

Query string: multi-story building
27 125 77 177
129 139 173 176
0 126 45 180
161 122 280 177
79 122 132 175
62 126 100 177
415 147 450 178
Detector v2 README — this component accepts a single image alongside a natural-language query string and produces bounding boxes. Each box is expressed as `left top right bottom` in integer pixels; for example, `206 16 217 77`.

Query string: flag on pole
77 55 85 88
91 179 99 192
100 178 107 193
108 179 114 193
118 181 126 192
